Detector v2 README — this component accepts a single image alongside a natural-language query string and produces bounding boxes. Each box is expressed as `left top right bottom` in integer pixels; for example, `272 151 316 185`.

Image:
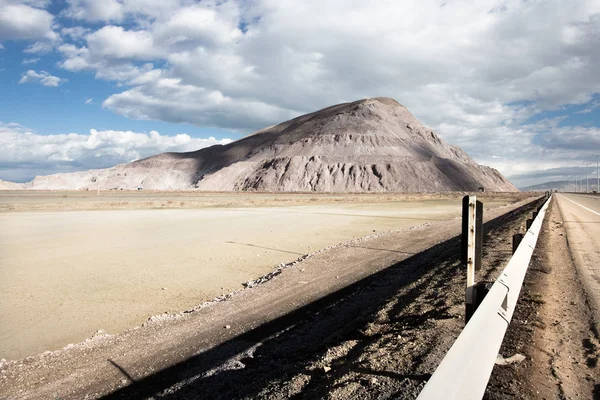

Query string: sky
0 0 599 187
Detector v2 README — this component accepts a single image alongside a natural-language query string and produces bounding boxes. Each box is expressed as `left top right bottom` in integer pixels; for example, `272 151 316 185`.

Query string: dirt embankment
485 197 600 399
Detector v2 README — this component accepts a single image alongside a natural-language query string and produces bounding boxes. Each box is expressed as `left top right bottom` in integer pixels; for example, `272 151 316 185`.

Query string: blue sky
1 0 599 187
0 37 240 138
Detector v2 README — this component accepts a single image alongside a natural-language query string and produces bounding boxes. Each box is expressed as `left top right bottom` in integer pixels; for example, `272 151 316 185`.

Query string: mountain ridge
4 97 517 192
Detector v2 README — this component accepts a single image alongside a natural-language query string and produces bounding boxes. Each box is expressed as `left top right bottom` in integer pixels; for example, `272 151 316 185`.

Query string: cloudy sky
0 0 599 187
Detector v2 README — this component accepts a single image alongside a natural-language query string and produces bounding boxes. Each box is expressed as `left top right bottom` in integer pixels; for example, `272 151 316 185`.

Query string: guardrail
417 194 552 400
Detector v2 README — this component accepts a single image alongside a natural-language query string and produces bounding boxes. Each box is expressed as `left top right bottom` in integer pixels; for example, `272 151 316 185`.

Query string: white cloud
19 70 67 87
575 100 600 114
22 57 40 65
60 26 91 41
62 0 124 22
55 0 600 130
468 118 600 187
0 3 56 42
86 25 158 60
57 44 92 71
23 40 54 54
26 0 600 185
61 0 192 22
84 97 93 104
103 77 298 131
152 3 242 49
0 122 233 182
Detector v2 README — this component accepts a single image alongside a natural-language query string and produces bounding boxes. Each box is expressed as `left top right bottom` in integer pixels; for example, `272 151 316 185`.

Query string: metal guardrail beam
417 195 552 400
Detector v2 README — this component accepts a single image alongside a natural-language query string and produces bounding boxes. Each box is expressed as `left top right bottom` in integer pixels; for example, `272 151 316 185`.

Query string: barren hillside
14 98 517 192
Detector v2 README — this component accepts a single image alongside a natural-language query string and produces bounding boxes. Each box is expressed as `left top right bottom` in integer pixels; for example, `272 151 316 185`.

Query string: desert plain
0 190 529 360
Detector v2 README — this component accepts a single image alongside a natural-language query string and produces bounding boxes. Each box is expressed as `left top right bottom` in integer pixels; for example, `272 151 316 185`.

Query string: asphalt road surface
556 193 600 325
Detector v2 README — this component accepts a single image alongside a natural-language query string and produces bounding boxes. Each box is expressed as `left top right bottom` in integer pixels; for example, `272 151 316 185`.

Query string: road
555 193 600 324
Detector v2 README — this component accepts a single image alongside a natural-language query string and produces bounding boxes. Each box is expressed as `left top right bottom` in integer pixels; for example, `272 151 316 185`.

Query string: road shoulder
486 197 600 399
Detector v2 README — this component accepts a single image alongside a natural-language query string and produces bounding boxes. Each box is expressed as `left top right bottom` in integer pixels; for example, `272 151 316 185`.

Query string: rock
323 366 332 373
224 325 231 329
495 353 526 365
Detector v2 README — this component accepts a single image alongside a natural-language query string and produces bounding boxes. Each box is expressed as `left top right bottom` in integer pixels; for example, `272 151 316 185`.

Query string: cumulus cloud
61 0 124 22
86 26 158 60
103 77 298 131
0 2 56 42
60 26 91 41
0 122 233 182
61 0 186 22
54 1 600 130
19 70 67 87
14 0 600 185
476 119 600 187
536 125 600 151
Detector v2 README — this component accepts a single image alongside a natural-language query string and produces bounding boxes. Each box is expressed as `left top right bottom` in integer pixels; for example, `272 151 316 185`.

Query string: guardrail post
512 233 523 254
462 196 483 323
476 200 483 271
526 218 533 230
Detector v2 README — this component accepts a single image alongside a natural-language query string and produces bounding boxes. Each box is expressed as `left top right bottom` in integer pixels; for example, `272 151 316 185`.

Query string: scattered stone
495 353 526 365
323 366 331 373
224 325 231 330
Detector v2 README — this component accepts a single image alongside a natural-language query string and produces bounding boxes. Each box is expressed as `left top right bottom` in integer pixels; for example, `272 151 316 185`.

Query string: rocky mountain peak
12 98 517 193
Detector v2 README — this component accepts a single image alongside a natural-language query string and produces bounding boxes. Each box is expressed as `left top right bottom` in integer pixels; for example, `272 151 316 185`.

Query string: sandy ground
0 191 526 360
0 193 536 399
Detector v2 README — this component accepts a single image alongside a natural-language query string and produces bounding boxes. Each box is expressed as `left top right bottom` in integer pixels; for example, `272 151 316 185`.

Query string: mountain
9 98 517 192
0 179 25 190
520 179 598 192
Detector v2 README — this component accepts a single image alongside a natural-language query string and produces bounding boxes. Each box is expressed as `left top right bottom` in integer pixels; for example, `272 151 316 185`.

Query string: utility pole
586 163 589 193
597 155 599 193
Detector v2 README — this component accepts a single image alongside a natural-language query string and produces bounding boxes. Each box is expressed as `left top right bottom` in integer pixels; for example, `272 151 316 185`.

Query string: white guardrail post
417 194 552 400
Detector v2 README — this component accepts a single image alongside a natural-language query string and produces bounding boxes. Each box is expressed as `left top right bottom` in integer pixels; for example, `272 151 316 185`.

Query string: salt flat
0 191 525 360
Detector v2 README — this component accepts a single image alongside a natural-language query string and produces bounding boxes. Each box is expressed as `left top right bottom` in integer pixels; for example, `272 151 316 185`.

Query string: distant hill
520 178 598 192
0 179 25 190
5 98 517 192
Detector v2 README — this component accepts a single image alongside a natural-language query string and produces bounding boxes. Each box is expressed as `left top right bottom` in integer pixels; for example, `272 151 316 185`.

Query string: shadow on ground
102 198 544 400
